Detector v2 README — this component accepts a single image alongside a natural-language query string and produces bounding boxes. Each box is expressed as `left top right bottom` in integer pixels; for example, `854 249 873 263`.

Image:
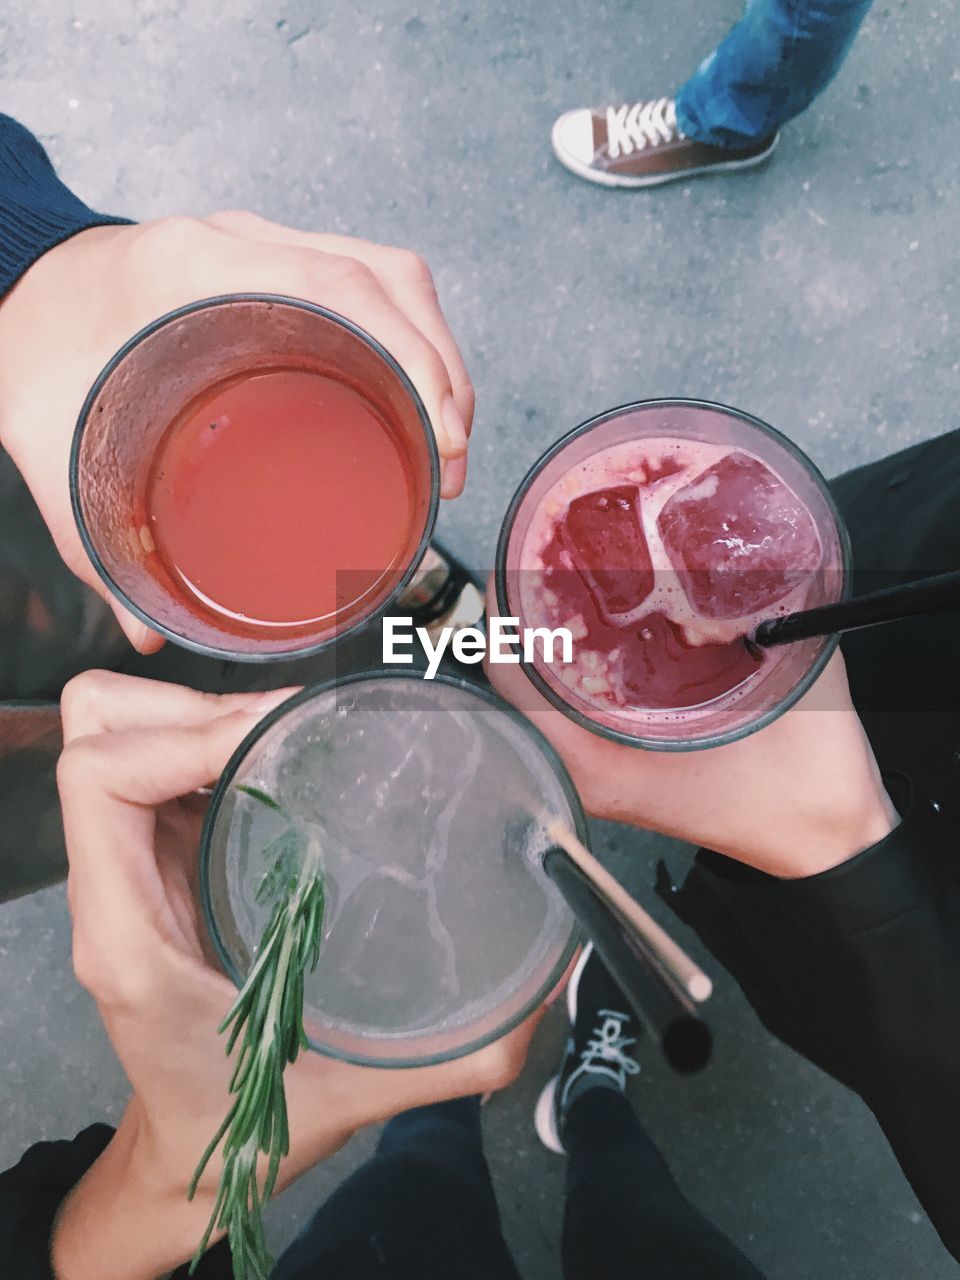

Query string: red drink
520 437 820 713
146 368 417 633
497 401 847 750
71 296 439 659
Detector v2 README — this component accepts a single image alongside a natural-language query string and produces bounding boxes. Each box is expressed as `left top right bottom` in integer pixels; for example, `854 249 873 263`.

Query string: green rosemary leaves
189 784 325 1279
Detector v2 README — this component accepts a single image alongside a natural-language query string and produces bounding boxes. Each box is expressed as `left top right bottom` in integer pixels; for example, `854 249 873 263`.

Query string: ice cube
657 452 821 620
559 485 654 624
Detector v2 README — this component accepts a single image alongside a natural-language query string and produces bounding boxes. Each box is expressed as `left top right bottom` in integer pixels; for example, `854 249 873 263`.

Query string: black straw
543 848 712 1073
754 569 960 648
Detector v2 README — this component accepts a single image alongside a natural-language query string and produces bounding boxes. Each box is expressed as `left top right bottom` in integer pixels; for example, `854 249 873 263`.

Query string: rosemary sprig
188 784 325 1279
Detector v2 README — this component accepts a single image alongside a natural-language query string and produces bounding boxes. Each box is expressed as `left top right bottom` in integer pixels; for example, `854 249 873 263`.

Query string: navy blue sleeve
0 1125 234 1279
0 114 133 299
0 1126 114 1278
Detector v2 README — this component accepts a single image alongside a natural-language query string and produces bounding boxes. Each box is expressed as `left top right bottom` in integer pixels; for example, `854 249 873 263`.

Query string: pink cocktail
496 401 849 750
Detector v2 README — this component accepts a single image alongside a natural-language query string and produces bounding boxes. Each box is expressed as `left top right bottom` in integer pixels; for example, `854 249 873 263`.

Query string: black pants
271 1095 765 1280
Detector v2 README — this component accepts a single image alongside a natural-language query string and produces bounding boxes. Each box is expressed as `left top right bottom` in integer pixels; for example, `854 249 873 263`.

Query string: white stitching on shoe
606 98 683 158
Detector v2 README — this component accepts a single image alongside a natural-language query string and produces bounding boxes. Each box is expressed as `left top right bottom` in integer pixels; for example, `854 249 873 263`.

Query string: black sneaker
399 541 485 634
534 944 641 1154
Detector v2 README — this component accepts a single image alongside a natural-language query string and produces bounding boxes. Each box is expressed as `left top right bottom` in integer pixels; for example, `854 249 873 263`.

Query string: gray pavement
2 0 959 1276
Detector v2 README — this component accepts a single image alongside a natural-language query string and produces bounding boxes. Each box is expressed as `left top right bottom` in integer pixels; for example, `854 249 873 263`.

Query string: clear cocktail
201 671 584 1066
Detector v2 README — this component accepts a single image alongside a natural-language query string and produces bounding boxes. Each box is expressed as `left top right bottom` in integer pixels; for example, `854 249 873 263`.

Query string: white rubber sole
535 1075 565 1154
551 118 780 189
533 944 594 1155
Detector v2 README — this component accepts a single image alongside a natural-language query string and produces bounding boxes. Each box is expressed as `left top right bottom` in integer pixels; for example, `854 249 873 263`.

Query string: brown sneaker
551 98 779 189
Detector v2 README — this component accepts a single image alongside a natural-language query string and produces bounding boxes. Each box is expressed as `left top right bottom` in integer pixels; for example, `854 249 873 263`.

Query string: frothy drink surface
519 437 822 719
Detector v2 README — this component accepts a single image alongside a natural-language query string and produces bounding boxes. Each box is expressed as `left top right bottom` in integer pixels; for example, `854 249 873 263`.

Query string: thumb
106 595 166 654
58 523 167 655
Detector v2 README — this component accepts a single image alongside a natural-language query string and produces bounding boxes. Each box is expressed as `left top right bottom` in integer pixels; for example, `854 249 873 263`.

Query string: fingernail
440 454 468 499
132 622 164 655
244 688 298 714
441 396 468 459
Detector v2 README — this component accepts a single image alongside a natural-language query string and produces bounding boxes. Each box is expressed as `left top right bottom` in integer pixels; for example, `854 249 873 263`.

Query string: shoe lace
580 1010 641 1084
606 98 682 158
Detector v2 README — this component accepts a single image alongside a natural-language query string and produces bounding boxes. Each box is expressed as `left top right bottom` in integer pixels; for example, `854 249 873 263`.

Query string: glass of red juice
70 294 439 660
495 399 850 751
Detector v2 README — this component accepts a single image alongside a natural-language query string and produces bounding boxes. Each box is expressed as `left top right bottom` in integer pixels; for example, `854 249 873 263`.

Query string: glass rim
69 292 441 664
199 666 588 1068
494 396 853 753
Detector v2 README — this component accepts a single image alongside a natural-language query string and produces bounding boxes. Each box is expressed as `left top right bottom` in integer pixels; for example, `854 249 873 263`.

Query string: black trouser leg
561 1090 765 1280
272 1098 522 1280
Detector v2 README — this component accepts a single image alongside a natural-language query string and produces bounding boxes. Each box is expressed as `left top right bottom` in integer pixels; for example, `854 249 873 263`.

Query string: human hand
52 672 536 1280
485 583 898 879
0 214 475 653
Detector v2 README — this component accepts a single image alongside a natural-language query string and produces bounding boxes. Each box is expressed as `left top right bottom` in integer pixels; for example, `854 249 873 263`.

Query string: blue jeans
675 0 874 148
